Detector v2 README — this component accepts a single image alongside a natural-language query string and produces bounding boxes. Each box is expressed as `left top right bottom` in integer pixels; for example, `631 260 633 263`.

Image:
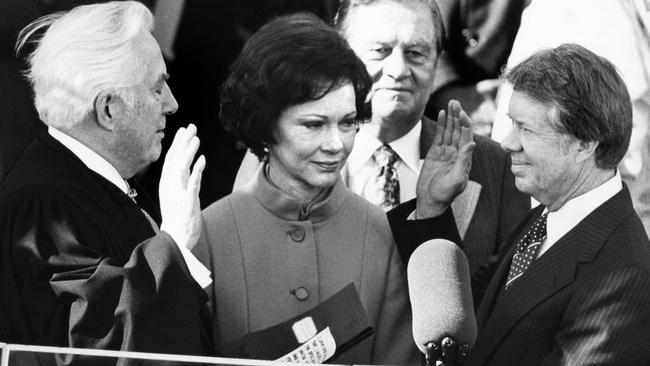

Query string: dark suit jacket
416 117 529 275
468 186 650 365
0 132 213 358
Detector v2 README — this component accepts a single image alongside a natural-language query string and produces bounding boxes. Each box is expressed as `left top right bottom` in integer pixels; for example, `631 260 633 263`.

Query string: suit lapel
471 233 577 364
474 206 544 326
470 187 635 365
420 117 481 238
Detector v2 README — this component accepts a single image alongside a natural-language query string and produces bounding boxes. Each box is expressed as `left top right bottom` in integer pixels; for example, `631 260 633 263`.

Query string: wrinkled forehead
342 1 434 29
341 0 437 44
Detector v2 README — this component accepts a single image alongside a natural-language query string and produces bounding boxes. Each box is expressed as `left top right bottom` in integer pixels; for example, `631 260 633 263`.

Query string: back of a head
505 43 632 170
219 12 371 159
16 1 154 130
407 239 477 353
333 0 446 53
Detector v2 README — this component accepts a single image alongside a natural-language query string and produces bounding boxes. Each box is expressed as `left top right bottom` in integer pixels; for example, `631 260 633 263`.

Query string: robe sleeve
0 190 213 360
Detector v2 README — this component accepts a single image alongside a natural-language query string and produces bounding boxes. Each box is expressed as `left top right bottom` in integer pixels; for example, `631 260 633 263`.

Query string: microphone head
407 239 477 353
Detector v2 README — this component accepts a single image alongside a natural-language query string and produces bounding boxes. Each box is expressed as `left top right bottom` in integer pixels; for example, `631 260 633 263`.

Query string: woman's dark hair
219 12 372 159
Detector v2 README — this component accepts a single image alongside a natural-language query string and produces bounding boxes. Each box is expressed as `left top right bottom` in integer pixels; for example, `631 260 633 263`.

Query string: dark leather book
225 283 373 362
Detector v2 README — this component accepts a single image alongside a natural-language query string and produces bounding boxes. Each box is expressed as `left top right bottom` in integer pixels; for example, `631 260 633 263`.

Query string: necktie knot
520 212 548 248
505 212 548 289
373 144 398 167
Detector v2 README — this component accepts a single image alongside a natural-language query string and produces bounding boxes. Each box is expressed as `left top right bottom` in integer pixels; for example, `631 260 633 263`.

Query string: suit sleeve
541 265 650 365
1 193 212 358
387 198 463 265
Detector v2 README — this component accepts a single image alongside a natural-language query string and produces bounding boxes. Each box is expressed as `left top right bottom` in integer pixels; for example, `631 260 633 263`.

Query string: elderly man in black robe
0 1 212 359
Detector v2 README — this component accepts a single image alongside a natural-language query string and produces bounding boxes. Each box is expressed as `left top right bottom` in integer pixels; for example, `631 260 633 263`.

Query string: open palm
416 100 475 218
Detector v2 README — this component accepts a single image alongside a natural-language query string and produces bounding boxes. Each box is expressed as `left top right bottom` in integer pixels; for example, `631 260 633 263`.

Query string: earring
262 143 270 162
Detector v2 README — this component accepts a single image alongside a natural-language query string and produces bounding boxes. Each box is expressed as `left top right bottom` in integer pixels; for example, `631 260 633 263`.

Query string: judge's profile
0 0 214 357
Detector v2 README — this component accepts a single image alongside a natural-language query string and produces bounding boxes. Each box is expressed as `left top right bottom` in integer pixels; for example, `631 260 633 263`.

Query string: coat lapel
420 117 481 238
470 187 635 365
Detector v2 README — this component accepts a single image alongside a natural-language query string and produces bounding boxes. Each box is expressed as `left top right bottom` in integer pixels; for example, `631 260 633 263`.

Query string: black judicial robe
0 132 213 359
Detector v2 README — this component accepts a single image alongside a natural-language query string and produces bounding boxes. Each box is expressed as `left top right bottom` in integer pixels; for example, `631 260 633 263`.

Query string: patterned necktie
505 212 548 289
362 144 400 210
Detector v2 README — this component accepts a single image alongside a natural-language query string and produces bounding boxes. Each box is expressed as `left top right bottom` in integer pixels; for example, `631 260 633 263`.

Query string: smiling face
502 91 585 210
113 31 178 176
267 83 358 201
343 0 437 134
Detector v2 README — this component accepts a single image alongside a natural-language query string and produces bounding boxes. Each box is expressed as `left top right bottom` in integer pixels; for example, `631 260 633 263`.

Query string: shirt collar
346 120 422 175
546 171 622 245
390 120 422 172
48 126 128 194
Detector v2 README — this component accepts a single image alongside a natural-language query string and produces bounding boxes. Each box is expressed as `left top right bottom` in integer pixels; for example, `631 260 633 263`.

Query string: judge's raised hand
159 124 205 250
416 100 475 219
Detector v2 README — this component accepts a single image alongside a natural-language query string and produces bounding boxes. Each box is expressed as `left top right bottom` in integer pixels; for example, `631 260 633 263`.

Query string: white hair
16 1 154 129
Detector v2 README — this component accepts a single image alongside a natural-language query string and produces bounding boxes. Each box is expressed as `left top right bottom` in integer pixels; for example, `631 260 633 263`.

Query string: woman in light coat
195 13 419 365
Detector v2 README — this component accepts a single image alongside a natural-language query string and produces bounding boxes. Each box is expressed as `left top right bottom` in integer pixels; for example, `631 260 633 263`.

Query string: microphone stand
424 337 470 366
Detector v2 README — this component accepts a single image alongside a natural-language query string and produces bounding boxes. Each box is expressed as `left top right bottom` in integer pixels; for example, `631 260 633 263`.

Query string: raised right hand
415 100 475 219
159 124 205 250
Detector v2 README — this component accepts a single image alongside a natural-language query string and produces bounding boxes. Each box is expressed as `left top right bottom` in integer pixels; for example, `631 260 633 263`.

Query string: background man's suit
0 132 212 356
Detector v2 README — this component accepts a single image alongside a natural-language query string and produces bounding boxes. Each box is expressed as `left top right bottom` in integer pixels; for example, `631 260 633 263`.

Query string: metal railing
0 343 321 366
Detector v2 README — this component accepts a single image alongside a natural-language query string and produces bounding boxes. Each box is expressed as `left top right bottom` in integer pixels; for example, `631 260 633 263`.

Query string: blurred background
1 0 649 234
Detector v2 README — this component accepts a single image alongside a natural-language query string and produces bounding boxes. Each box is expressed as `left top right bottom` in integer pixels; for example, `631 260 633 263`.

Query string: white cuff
178 245 212 289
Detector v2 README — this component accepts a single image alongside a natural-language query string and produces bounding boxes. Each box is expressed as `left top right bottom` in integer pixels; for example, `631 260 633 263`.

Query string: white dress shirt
538 171 623 258
48 127 211 288
345 120 423 203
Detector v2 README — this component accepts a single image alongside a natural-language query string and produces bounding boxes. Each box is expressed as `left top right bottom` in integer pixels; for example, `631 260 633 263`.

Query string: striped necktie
505 212 548 289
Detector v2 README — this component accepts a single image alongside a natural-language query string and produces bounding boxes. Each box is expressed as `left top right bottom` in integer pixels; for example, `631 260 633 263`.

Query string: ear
576 139 599 163
94 90 125 131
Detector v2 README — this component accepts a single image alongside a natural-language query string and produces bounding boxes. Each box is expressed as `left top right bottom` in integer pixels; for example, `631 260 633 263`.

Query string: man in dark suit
0 1 213 358
470 43 650 365
334 0 530 274
394 43 650 365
